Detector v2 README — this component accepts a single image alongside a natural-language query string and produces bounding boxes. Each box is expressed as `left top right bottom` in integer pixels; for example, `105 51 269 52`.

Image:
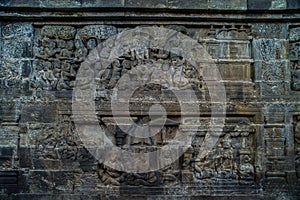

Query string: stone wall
0 1 300 199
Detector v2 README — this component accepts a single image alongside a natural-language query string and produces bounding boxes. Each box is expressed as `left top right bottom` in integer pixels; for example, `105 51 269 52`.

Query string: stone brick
0 126 19 146
28 171 75 193
40 0 81 7
168 0 208 9
21 60 32 78
287 0 300 9
252 39 289 61
218 62 252 81
260 81 289 97
254 61 290 82
125 0 167 8
1 23 33 39
248 0 272 10
0 100 21 124
2 40 33 59
252 23 288 39
20 103 57 123
248 0 286 10
82 0 125 7
19 147 33 168
289 27 300 42
209 0 247 10
269 0 286 9
0 146 14 168
289 42 300 61
204 40 251 59
0 0 11 6
9 0 40 7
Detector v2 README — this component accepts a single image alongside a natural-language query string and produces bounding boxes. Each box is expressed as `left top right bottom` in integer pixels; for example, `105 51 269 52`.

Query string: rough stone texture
0 1 300 200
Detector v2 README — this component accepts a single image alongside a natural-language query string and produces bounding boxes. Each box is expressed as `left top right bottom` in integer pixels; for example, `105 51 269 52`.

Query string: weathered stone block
168 0 208 9
1 59 22 79
204 40 251 59
260 82 289 97
287 0 300 9
33 158 61 170
125 0 167 8
248 0 272 10
40 0 81 7
263 103 286 124
0 146 14 168
248 0 286 10
74 172 99 192
8 0 40 7
21 60 32 78
252 23 288 39
19 147 33 168
254 61 290 82
0 100 21 124
20 103 57 123
2 40 33 58
292 68 300 91
218 62 252 81
252 39 289 61
224 82 255 99
28 171 75 193
82 0 124 7
1 23 33 39
269 0 286 9
0 126 19 146
0 0 11 6
209 0 247 10
289 27 300 42
289 42 300 61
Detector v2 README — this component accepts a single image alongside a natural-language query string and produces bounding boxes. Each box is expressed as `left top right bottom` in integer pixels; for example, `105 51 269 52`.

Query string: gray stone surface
0 2 299 200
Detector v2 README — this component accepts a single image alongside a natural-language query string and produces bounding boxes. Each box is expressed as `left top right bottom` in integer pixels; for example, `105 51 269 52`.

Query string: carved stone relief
188 118 256 185
289 26 300 91
31 25 117 91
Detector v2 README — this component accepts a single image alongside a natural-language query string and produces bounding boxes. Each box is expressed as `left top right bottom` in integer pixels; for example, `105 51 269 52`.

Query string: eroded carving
289 26 300 91
31 25 117 91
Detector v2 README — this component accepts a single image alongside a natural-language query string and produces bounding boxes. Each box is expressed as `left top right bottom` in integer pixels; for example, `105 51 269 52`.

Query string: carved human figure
126 116 154 146
222 136 234 171
58 40 74 59
239 155 254 181
74 38 88 62
37 37 60 59
87 38 97 50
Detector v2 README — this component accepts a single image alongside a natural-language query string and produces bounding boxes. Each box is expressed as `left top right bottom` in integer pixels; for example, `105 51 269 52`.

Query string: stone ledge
0 0 299 10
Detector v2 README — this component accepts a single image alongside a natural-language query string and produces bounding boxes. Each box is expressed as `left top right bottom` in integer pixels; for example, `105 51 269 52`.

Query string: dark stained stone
125 0 167 8
287 0 300 9
82 0 125 7
168 0 208 9
247 0 272 10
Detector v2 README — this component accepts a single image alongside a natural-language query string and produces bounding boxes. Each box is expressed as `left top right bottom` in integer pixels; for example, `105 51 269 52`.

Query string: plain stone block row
0 0 299 10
